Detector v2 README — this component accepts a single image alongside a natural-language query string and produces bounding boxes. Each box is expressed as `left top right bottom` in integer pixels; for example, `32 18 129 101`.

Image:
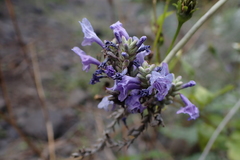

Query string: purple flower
149 63 173 101
135 50 150 65
133 59 141 67
105 65 116 78
136 45 150 53
182 80 196 89
72 47 100 72
155 62 170 76
176 94 199 120
121 52 129 58
90 74 101 84
110 21 129 43
90 71 106 84
98 95 114 111
108 76 140 101
139 89 150 97
112 68 127 80
79 18 104 48
136 36 147 48
125 94 145 113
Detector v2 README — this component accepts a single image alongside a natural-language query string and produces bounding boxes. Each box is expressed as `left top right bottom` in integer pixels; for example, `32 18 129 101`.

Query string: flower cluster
72 18 199 121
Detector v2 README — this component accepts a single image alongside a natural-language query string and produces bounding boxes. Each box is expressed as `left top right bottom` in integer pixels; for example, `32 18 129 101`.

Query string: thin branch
5 0 31 68
94 111 117 160
28 44 56 160
5 0 56 159
163 0 228 63
198 99 240 160
0 61 42 157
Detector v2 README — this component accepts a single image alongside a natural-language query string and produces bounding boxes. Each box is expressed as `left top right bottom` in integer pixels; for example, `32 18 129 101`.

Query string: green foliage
184 152 225 160
157 11 174 25
192 84 234 109
161 126 198 145
192 85 214 108
173 0 197 24
198 123 227 150
226 132 240 160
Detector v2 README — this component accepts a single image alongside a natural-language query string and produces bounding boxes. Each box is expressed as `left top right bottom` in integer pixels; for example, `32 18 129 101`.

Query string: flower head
72 47 100 72
176 94 199 120
79 18 104 48
174 0 197 23
110 21 129 43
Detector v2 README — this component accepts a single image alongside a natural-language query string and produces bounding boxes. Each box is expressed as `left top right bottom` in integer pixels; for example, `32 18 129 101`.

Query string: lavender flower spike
176 94 199 120
79 18 104 48
110 21 129 43
72 47 100 72
182 80 196 89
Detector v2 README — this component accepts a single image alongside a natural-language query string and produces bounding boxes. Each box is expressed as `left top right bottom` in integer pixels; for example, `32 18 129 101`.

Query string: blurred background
0 0 240 159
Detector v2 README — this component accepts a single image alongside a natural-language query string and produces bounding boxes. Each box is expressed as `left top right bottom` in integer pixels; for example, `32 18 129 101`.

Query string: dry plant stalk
5 0 57 159
28 44 56 160
0 60 43 158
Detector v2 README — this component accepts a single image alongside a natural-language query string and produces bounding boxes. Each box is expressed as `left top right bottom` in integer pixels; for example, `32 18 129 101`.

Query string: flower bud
174 0 197 23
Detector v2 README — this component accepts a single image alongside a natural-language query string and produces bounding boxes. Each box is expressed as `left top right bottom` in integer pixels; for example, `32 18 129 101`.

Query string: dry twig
0 60 42 158
5 0 57 159
28 44 56 160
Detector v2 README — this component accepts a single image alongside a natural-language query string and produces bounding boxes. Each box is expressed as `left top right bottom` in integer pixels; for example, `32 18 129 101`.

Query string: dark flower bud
174 0 197 23
137 45 150 53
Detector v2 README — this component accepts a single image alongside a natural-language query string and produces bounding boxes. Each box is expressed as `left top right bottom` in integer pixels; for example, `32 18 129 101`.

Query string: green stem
163 0 228 64
153 0 170 64
167 21 184 54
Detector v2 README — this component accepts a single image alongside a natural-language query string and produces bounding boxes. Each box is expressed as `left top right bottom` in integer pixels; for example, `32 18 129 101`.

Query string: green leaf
214 84 234 98
193 85 214 108
226 132 240 160
207 114 222 127
157 11 174 25
192 84 234 109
